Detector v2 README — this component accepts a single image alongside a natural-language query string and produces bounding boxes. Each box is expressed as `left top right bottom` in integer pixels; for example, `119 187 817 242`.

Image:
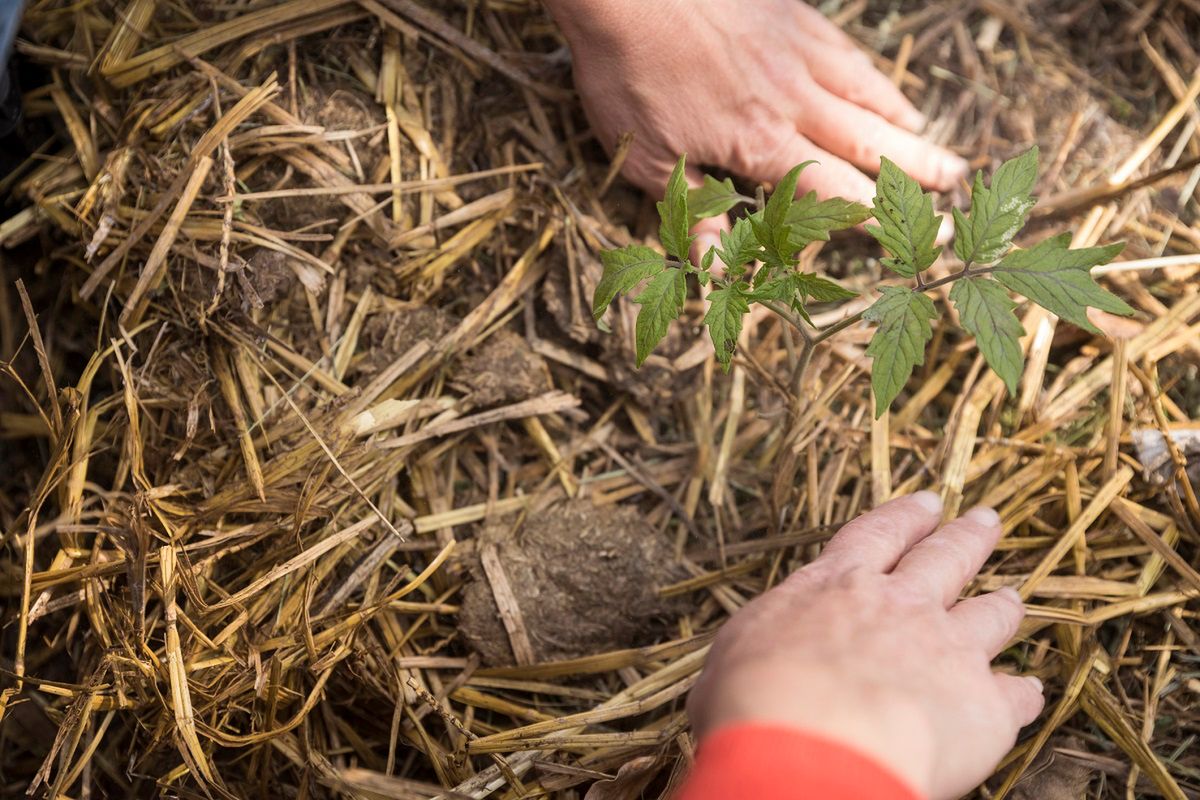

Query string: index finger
817 491 944 573
889 506 1005 606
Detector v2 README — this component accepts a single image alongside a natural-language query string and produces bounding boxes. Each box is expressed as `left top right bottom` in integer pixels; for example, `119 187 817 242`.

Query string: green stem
921 264 991 292
814 310 864 344
794 337 815 396
810 265 990 344
761 300 813 343
758 262 988 397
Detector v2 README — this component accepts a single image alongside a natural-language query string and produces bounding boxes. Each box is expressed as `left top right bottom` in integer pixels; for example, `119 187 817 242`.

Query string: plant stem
814 310 864 344
921 264 991 292
794 337 815 395
761 300 813 343
760 261 988 398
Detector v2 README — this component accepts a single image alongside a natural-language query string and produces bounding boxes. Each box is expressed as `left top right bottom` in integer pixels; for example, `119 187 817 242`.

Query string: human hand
686 492 1044 800
545 0 969 253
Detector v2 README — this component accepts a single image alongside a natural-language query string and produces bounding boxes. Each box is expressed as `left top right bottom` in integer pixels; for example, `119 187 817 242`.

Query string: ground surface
1 1 1200 798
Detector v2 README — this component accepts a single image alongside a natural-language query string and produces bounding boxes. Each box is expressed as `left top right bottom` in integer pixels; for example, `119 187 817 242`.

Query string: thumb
691 213 730 275
686 165 732 276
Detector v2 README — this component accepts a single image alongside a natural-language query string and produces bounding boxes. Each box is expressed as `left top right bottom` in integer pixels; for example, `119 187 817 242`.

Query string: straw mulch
2 1 1200 798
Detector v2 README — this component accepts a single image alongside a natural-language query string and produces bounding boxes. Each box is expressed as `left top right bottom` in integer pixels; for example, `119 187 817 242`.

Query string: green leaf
688 175 746 227
704 284 749 370
633 268 687 367
748 272 854 326
864 286 937 417
949 277 1025 394
991 233 1131 333
865 157 942 278
794 273 857 303
716 216 763 274
593 245 667 321
745 275 796 303
953 147 1038 266
751 162 813 268
786 192 871 249
752 278 814 324
658 156 695 261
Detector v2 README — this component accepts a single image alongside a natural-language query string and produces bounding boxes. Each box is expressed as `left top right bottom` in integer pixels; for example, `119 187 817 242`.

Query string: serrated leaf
794 272 857 303
953 147 1038 266
716 216 763 273
633 268 687 367
700 246 716 272
704 284 749 370
864 286 937 417
751 162 813 268
992 233 1131 333
688 175 746 227
745 275 796 303
786 192 872 249
593 245 667 321
657 156 695 261
949 277 1025 394
744 274 809 323
747 272 854 325
865 157 942 278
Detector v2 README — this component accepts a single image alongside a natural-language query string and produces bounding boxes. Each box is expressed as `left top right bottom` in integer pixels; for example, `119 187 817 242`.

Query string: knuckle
929 536 975 573
729 110 792 173
835 566 877 592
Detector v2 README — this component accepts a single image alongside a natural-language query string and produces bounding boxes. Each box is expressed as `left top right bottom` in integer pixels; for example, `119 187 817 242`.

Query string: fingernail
997 586 1022 604
911 490 943 514
1026 676 1044 693
936 214 954 245
903 107 927 131
944 154 970 181
964 506 1001 526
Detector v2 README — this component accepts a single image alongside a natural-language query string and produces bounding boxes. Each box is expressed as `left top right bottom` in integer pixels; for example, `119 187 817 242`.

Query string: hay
1 0 1199 797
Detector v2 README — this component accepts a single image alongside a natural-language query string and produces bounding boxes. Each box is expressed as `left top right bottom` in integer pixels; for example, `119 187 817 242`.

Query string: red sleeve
675 725 924 800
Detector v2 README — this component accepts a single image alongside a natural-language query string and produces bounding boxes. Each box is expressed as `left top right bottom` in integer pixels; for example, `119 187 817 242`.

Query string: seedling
592 148 1133 416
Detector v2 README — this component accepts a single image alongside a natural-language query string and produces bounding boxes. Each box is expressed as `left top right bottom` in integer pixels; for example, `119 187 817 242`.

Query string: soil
541 264 699 407
241 248 295 307
1010 738 1094 799
458 499 686 666
354 307 552 407
254 85 387 232
353 305 455 379
454 329 552 407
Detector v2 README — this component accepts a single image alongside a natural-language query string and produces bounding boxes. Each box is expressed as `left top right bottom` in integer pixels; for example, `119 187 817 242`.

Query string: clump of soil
541 264 699 407
254 86 388 232
353 307 551 406
353 306 455 378
240 248 295 308
458 499 685 666
1008 737 1094 799
454 329 551 407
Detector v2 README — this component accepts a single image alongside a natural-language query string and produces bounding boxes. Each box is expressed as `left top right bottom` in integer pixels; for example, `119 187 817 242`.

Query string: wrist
698 667 937 797
685 725 926 800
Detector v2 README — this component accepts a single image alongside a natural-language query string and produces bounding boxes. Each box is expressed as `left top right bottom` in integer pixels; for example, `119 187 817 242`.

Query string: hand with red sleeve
681 492 1044 800
542 0 968 253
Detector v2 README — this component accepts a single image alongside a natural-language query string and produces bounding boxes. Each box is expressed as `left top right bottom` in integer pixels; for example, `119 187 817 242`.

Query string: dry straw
2 1 1200 798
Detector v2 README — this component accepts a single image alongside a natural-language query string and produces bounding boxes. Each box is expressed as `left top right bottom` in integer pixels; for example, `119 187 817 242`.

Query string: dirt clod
354 306 455 378
455 330 551 407
243 248 294 307
459 499 684 666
